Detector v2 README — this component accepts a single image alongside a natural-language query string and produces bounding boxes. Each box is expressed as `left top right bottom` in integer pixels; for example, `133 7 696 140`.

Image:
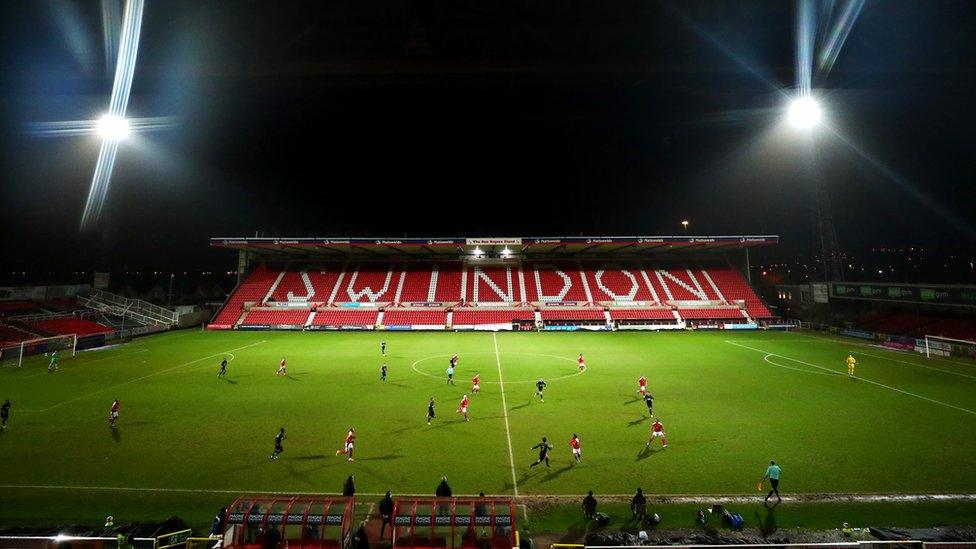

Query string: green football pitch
1 328 975 527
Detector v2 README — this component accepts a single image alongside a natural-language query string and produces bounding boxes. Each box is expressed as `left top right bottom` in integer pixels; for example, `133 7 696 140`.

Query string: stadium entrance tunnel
392 496 517 549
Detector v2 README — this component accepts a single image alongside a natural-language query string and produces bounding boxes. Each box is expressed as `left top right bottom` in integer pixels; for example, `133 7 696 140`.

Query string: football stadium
3 1 976 548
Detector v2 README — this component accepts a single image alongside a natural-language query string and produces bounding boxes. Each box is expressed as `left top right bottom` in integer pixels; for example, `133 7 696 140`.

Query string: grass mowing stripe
34 340 267 413
727 340 976 417
493 332 519 497
7 330 976 525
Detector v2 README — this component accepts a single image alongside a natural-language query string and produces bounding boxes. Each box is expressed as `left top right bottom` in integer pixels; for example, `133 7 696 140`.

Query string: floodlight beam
818 0 866 74
795 0 815 96
81 0 144 231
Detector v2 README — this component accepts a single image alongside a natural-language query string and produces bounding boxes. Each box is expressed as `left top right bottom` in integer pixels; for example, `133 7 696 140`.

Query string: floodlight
96 114 130 139
787 97 822 129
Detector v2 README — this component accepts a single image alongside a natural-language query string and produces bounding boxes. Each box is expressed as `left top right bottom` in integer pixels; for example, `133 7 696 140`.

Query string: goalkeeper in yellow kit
846 354 856 378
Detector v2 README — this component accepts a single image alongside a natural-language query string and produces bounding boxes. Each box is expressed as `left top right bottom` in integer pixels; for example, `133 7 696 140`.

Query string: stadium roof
210 235 778 256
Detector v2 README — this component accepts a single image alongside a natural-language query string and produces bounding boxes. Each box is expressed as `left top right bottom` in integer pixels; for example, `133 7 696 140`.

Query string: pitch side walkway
1 484 974 504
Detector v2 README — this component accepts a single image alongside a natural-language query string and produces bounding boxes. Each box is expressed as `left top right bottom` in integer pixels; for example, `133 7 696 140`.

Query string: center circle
411 352 582 384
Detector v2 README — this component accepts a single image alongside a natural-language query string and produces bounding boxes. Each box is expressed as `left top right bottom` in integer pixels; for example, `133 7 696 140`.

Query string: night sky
1 0 975 274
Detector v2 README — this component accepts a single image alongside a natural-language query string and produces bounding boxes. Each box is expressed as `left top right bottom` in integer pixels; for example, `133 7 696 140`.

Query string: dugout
221 495 354 549
392 497 516 549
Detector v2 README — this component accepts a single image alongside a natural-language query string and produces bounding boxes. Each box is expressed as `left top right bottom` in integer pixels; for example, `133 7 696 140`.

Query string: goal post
923 334 976 361
12 334 77 368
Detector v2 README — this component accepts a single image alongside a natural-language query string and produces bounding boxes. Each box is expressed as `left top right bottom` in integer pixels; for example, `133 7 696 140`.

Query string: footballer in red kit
336 428 356 461
570 433 582 463
109 399 120 428
647 419 667 448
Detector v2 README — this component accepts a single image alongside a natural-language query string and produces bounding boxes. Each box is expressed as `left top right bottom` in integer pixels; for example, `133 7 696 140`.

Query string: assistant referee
763 460 782 503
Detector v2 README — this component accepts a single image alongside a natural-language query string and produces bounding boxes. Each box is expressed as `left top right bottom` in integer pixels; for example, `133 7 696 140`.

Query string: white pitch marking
411 351 582 384
795 331 976 368
35 341 267 413
727 340 976 417
493 332 519 498
763 354 837 377
855 350 976 382
7 349 150 380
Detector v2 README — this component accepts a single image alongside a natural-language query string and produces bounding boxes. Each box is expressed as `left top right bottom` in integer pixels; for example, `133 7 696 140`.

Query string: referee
762 460 782 504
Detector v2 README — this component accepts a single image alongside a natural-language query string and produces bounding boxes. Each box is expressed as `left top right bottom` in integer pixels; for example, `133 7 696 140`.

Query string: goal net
2 334 77 368
922 335 976 361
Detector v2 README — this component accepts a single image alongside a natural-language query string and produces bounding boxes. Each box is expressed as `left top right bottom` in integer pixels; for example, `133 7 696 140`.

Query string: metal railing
8 309 101 323
84 290 178 327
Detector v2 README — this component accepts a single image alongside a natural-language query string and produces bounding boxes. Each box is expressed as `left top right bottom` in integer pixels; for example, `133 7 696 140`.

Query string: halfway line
493 332 519 497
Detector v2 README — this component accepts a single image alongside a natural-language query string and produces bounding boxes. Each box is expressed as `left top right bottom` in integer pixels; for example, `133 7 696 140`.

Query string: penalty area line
5 348 150 380
763 354 838 377
35 340 267 413
493 332 519 498
726 340 976 417
854 350 976 382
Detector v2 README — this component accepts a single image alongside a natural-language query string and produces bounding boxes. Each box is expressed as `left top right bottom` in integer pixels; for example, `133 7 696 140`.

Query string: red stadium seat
398 267 435 303
584 265 658 303
341 265 397 303
701 265 773 318
523 263 590 303
452 309 534 325
211 261 774 328
675 308 745 320
608 309 676 321
0 323 36 347
539 308 605 321
311 309 379 328
29 316 114 337
465 266 519 304
240 309 311 326
210 265 280 328
383 309 447 326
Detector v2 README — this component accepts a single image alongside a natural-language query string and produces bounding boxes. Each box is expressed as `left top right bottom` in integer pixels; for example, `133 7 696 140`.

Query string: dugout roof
211 235 778 257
